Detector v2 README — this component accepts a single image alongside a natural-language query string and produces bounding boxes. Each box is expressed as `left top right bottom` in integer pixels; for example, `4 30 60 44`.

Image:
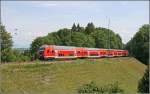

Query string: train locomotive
38 45 129 60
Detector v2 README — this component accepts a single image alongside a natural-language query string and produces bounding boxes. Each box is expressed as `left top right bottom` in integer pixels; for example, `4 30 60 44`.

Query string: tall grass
0 57 147 94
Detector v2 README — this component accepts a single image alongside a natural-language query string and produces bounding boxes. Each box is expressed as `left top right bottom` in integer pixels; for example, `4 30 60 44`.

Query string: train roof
85 47 100 50
54 45 76 50
39 45 127 51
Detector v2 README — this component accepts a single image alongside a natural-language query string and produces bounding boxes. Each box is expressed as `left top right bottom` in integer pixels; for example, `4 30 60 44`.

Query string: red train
38 45 129 60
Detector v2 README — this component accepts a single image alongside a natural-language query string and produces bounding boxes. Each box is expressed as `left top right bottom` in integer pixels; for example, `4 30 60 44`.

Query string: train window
39 47 45 51
52 50 54 53
90 54 98 56
77 51 80 54
47 50 50 53
59 54 64 56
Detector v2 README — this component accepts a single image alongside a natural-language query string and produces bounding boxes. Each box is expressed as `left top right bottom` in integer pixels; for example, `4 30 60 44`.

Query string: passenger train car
38 45 129 60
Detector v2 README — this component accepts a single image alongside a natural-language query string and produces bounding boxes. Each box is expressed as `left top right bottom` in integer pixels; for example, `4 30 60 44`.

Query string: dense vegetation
138 68 149 93
78 81 123 93
0 24 13 62
0 24 31 62
125 24 149 93
30 22 123 59
126 24 149 65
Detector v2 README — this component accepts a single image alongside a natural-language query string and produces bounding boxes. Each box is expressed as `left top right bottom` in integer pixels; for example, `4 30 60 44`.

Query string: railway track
0 58 102 65
0 57 130 65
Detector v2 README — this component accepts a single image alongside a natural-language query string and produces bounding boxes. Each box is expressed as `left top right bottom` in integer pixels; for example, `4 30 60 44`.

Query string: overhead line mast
107 17 111 50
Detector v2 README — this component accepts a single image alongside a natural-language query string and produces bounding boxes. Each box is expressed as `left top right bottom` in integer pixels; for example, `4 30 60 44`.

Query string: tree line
125 24 149 65
0 23 149 65
30 22 123 59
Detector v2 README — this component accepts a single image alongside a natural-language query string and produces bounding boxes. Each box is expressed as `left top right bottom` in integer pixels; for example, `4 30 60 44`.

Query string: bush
78 81 99 93
78 81 123 93
105 82 124 93
138 68 149 93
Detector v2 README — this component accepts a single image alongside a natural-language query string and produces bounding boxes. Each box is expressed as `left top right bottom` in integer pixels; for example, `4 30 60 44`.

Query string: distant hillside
0 57 147 94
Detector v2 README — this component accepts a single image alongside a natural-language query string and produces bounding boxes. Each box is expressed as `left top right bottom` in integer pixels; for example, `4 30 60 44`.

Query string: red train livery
38 45 129 60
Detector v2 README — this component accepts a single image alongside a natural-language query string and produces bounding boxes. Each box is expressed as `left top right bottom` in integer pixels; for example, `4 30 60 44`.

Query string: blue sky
1 1 149 48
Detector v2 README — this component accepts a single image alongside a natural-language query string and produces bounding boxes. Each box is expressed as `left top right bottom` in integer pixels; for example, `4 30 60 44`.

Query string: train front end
38 46 45 60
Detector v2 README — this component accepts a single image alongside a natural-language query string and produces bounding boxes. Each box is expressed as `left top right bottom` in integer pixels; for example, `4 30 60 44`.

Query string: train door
44 48 55 59
76 48 86 57
107 50 114 57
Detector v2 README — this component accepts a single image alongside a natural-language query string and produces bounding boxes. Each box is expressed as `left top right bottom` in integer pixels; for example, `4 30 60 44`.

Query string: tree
71 23 77 32
57 28 72 46
71 23 84 32
0 24 13 62
116 34 123 49
50 32 62 45
71 32 87 47
76 23 84 32
125 24 149 64
91 29 107 48
91 28 123 49
85 22 95 34
138 68 149 93
83 35 95 47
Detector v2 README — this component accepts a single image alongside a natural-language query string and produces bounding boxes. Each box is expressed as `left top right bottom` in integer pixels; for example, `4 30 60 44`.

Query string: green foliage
91 29 107 48
103 82 124 93
57 28 72 45
83 35 95 47
8 49 31 62
78 81 124 93
76 23 84 32
91 28 123 49
138 68 149 93
71 23 77 32
0 24 13 62
126 24 149 64
78 81 99 93
85 22 95 34
71 23 85 32
30 22 123 60
71 32 87 47
0 24 31 62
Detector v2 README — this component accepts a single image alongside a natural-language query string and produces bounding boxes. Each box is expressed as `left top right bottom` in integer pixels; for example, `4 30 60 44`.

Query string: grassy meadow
0 57 147 94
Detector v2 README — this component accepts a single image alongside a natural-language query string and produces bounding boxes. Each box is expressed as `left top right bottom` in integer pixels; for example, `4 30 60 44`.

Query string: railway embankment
0 57 147 93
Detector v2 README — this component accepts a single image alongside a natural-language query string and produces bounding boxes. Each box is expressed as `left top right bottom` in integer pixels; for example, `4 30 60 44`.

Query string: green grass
0 57 147 94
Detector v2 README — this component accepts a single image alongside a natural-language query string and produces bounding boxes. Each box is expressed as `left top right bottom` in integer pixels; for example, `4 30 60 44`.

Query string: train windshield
38 47 45 57
39 47 45 51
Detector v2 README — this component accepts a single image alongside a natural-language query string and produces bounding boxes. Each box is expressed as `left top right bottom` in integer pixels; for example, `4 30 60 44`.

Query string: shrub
106 82 124 93
138 68 149 93
78 81 123 93
78 81 99 93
